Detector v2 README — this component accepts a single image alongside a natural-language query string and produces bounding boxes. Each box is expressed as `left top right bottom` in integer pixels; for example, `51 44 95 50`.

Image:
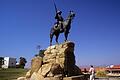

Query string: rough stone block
44 77 62 80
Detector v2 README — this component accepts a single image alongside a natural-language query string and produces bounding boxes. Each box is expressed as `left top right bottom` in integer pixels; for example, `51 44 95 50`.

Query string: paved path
95 78 120 80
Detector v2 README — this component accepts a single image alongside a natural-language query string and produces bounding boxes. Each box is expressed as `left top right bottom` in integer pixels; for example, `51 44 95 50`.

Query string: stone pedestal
17 41 83 80
44 75 84 80
63 75 84 80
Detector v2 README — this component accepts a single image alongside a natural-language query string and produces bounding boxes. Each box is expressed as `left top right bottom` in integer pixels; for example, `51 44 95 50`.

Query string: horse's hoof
56 42 59 45
64 40 67 42
50 43 52 46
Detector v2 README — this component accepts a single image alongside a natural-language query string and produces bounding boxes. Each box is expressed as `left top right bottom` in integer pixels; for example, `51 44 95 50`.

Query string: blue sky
0 0 120 67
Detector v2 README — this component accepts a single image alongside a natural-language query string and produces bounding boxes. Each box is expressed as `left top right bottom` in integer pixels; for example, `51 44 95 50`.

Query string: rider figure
55 10 64 31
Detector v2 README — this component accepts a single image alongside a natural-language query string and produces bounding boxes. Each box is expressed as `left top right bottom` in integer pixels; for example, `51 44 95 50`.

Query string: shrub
96 70 107 77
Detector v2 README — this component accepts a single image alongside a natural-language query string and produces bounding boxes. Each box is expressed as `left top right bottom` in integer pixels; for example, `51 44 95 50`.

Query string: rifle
52 0 58 13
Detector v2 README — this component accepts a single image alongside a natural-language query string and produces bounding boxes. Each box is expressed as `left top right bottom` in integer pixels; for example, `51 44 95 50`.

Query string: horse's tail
50 27 54 35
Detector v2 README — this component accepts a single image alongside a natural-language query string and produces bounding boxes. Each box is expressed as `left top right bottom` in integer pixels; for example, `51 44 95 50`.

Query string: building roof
106 65 120 71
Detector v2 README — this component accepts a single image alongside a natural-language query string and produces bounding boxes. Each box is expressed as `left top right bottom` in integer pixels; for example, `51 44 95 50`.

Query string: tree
0 57 4 68
35 49 45 57
96 70 107 77
38 50 45 57
35 45 45 57
19 57 27 68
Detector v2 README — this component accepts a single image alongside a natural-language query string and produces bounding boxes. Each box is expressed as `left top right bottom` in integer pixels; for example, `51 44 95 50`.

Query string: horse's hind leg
50 33 54 46
55 33 59 44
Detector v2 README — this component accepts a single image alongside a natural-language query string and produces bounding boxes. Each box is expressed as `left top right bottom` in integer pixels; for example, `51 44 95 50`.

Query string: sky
0 0 120 67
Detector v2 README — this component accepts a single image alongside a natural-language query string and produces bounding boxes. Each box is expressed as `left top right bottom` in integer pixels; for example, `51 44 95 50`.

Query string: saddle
54 22 63 32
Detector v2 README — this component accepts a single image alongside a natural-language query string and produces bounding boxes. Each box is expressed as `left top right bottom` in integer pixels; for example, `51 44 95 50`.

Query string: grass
0 68 28 80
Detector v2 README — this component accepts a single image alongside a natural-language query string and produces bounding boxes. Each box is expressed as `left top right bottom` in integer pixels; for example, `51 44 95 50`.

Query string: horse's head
68 11 75 20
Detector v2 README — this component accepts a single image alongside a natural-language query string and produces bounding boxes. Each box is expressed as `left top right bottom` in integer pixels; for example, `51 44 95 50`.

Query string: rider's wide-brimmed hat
57 10 62 14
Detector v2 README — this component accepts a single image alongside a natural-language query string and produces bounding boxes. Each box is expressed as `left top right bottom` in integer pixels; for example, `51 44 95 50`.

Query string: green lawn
0 68 28 80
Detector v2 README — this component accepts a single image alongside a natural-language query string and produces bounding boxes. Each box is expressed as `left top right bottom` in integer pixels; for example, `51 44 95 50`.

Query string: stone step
63 75 84 80
44 75 84 80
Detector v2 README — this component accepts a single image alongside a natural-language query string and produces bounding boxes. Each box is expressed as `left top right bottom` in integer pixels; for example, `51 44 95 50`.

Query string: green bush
96 70 107 77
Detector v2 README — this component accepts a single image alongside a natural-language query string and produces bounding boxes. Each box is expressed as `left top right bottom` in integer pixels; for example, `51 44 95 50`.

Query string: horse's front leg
64 31 69 42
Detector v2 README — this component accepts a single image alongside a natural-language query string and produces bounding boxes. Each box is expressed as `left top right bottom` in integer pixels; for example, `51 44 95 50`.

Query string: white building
2 57 16 68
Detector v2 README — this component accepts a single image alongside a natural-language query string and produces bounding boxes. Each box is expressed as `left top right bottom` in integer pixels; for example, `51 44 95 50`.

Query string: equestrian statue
50 10 75 45
50 0 75 45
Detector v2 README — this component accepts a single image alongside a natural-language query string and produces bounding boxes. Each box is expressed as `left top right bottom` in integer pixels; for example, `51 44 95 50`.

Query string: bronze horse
50 11 75 45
